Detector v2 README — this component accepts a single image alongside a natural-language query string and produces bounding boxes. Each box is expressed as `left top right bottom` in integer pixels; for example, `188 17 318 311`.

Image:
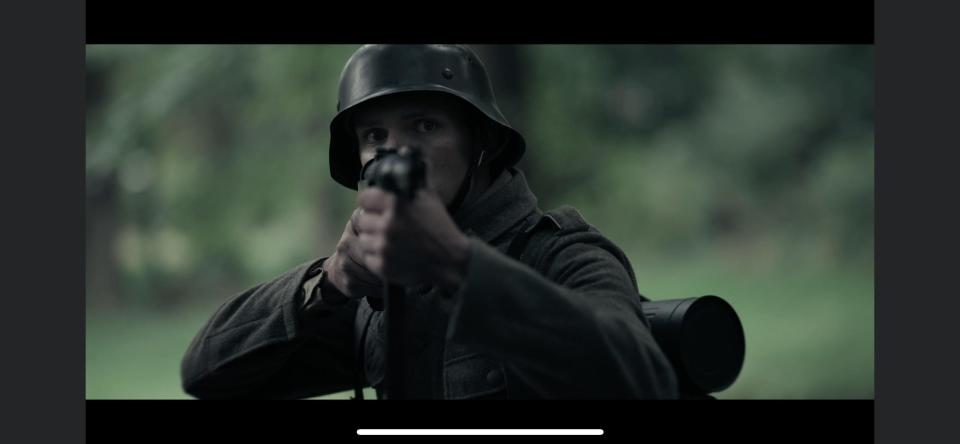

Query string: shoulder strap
506 205 587 269
505 211 552 263
506 206 641 296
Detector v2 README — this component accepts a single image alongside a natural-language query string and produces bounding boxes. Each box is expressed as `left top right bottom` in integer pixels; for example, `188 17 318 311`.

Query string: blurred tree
86 45 361 309
85 44 873 309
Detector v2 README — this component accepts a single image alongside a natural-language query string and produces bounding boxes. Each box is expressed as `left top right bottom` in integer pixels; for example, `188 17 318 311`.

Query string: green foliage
86 45 874 398
523 45 874 267
87 45 361 307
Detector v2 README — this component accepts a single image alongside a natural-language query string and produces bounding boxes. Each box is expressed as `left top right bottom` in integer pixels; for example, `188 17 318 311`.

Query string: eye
363 128 387 144
415 119 438 133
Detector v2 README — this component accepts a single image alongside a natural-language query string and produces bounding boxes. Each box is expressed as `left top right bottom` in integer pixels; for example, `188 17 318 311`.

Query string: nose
382 139 415 154
382 131 401 150
382 127 415 153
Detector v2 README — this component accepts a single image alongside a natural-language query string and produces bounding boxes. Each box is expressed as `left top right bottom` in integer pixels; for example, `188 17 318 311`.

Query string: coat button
486 369 503 385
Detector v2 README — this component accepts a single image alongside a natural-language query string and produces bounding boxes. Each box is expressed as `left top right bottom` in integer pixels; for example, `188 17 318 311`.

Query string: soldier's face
352 92 475 207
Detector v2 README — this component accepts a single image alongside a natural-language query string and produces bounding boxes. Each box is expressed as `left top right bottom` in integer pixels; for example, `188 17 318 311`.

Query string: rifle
358 146 427 400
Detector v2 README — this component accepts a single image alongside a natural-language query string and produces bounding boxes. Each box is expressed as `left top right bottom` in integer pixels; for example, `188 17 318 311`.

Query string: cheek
424 136 472 202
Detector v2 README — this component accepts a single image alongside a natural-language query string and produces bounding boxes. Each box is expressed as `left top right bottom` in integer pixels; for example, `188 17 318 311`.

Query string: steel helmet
328 44 526 190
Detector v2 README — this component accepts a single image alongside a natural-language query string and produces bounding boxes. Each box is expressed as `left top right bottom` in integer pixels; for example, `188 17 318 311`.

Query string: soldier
181 44 679 399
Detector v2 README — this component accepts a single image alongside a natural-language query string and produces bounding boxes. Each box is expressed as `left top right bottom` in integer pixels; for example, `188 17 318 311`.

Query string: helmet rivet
442 68 454 80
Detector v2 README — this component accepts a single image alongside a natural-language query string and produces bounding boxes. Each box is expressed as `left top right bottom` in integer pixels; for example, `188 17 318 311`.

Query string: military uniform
181 168 678 399
180 44 680 399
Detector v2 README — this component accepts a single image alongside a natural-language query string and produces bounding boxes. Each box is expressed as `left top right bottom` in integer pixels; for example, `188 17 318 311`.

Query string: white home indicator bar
357 429 604 436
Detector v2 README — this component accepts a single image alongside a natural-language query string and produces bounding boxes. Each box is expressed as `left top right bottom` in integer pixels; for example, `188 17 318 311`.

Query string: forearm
181 259 358 399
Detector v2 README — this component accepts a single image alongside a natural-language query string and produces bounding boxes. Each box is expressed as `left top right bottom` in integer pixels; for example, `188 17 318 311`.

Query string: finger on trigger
358 188 393 213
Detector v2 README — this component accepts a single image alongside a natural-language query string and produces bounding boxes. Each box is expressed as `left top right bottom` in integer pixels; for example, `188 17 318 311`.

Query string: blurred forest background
86 44 874 399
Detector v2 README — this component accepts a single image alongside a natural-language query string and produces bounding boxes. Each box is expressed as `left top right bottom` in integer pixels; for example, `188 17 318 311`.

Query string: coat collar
452 167 541 245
